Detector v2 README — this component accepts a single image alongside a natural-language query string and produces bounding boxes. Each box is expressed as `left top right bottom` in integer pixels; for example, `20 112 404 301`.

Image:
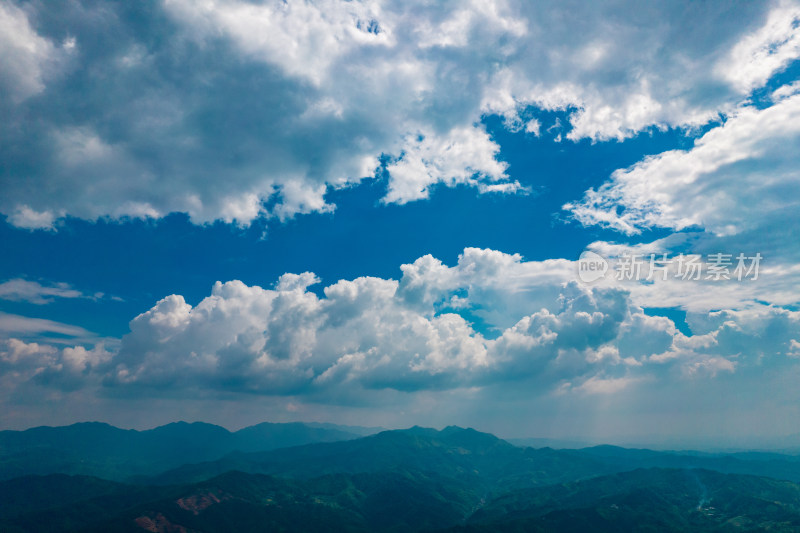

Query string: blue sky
1 0 800 447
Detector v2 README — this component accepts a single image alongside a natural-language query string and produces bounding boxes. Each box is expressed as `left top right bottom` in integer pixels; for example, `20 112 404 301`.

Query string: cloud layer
2 249 797 409
2 0 798 228
567 90 800 237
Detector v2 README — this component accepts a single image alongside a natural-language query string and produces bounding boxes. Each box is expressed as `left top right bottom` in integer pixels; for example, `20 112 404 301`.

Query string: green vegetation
4 424 800 531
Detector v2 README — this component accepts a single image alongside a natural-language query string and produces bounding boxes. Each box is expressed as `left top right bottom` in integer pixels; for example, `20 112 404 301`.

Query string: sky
1 0 800 448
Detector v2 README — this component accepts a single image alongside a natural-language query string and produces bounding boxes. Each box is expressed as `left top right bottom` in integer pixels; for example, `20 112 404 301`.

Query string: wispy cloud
0 278 86 304
0 312 92 337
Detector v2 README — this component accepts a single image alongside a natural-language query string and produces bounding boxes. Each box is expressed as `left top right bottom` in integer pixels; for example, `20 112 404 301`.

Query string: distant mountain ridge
145 425 613 490
302 421 386 436
0 420 372 481
143 425 800 491
7 421 800 489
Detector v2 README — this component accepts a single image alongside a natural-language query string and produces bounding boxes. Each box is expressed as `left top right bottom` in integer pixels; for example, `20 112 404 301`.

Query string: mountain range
0 421 370 482
4 422 800 531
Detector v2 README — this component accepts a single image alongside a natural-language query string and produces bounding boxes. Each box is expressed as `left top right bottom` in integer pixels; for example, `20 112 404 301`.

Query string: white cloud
562 81 800 316
0 338 111 390
60 344 112 373
576 236 800 313
0 2 59 102
0 279 86 304
715 0 800 93
7 249 763 401
789 339 800 357
271 181 335 222
2 0 798 227
524 118 541 136
383 126 515 204
0 338 56 365
680 356 737 378
0 312 91 338
478 1 800 142
7 205 57 230
164 0 395 85
566 94 800 236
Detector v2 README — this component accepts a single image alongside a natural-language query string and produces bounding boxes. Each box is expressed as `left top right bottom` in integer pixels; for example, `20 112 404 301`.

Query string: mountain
145 425 615 490
0 474 126 520
0 470 478 533
228 422 362 452
145 426 800 491
449 468 800 532
4 468 800 532
559 444 800 484
0 421 363 481
303 422 386 436
11 421 800 494
5 425 800 531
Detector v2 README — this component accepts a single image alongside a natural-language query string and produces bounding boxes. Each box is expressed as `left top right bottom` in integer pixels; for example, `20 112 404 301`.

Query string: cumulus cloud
1 249 795 407
566 93 800 237
1 0 797 228
382 126 516 204
0 338 111 390
584 238 800 313
562 81 800 316
163 0 397 85
0 2 66 102
103 250 800 400
6 206 57 231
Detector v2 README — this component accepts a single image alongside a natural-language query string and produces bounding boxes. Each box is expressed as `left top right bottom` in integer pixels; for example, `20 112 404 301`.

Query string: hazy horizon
7 417 800 453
